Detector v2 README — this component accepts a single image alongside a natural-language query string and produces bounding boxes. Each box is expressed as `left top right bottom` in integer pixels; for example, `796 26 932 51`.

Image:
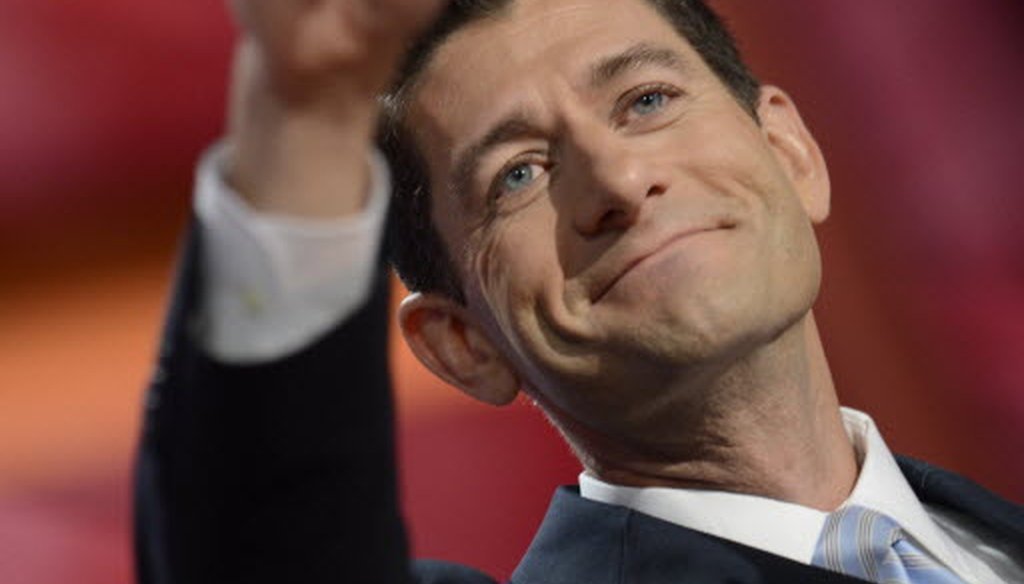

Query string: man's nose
562 128 667 237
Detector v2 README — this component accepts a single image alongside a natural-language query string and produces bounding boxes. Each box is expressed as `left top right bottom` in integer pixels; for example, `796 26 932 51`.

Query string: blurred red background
1 1 1021 582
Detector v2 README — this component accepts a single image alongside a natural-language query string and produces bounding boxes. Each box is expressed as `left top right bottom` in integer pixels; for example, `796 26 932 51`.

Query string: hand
224 0 446 217
231 0 443 103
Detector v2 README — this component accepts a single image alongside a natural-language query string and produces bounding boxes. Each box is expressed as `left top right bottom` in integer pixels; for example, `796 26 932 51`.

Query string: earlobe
758 86 831 223
398 293 520 406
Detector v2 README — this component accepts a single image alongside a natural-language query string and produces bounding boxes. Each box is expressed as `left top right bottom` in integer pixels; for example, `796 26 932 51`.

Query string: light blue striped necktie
812 505 966 583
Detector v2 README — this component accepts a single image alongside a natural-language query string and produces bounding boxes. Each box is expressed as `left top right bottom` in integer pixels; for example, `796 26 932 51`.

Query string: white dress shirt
194 143 391 363
192 143 1022 582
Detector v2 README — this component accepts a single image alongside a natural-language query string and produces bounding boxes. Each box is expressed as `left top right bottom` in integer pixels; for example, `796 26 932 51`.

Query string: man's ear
398 292 520 406
758 85 831 223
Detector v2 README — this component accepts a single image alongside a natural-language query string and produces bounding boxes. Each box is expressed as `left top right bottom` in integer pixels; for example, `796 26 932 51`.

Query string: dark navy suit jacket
134 229 1023 584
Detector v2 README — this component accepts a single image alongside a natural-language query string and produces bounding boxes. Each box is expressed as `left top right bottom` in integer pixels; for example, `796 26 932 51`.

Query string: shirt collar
840 408 976 580
579 470 826 564
578 407 972 576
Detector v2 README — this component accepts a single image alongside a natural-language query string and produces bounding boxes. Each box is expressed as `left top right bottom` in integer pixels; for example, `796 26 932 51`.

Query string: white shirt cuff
193 142 390 363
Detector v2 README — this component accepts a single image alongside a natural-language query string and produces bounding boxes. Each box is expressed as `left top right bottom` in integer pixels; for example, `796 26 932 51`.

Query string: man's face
406 0 828 437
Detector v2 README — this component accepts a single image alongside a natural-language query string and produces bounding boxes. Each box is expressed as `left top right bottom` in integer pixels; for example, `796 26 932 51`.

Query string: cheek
744 180 823 324
474 232 517 321
472 220 550 334
777 214 822 296
470 207 593 370
472 198 563 299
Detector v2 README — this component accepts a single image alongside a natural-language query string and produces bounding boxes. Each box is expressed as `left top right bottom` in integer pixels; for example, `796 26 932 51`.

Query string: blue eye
631 91 667 116
502 163 537 193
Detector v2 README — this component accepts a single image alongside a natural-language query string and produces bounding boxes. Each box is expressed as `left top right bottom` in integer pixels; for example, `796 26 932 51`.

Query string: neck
564 313 857 511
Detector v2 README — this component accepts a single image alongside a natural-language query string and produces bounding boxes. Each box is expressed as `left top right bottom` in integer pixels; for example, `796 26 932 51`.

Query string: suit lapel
897 455 1024 544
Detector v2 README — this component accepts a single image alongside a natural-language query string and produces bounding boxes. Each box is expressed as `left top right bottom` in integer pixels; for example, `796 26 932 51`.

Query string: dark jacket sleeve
134 224 412 584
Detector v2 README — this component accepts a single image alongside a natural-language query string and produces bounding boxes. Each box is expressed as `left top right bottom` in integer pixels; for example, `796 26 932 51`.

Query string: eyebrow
589 42 689 89
450 42 690 201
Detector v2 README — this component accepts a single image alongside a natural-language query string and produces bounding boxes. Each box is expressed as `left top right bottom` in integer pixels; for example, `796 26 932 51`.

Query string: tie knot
845 505 903 543
814 505 899 577
812 505 964 584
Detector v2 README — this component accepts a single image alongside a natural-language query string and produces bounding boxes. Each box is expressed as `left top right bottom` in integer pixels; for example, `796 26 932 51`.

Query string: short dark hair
382 0 760 304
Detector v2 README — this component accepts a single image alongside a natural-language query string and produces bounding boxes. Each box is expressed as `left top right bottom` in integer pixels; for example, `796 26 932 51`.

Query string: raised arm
135 2 443 583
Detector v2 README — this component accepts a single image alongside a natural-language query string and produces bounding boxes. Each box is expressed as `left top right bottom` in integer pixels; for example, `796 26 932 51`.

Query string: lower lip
597 227 729 302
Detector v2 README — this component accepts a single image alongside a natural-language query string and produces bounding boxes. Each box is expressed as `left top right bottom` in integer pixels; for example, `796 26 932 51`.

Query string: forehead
407 0 702 157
